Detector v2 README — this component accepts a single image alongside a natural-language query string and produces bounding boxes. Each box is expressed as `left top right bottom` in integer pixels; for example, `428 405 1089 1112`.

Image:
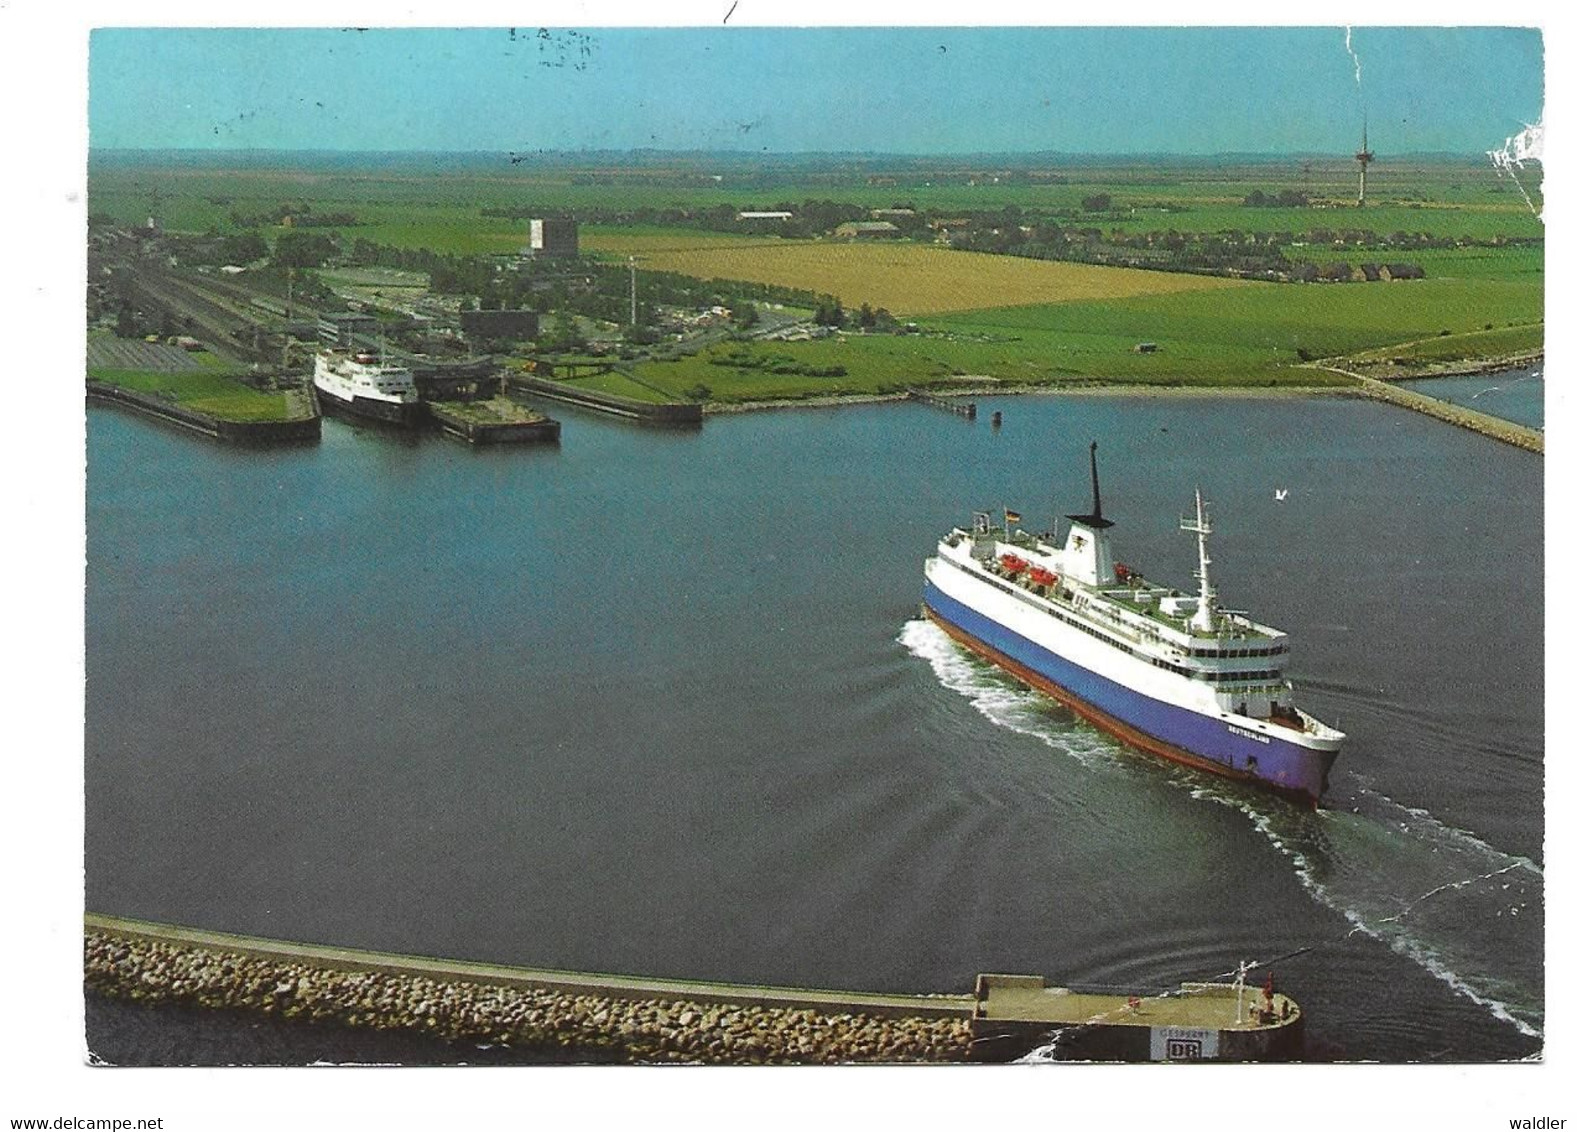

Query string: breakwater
84 916 973 1065
1311 366 1543 453
86 380 321 444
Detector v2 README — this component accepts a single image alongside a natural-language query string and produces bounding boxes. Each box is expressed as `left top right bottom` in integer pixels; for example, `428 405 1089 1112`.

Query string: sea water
85 390 1543 1062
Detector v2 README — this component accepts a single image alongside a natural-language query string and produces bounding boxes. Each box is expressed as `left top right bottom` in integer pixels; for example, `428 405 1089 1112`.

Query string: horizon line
88 146 1505 161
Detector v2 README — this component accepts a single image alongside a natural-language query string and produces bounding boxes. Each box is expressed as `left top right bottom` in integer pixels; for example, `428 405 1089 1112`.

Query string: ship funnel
1089 441 1103 522
1061 441 1117 585
1065 442 1115 533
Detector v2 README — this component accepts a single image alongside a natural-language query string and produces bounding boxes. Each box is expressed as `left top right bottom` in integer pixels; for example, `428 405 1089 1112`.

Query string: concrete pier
84 914 1303 1064
86 380 321 444
969 973 1303 1062
426 398 561 445
907 388 978 419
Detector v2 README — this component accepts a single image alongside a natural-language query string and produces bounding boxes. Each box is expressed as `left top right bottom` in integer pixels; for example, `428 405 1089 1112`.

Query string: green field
630 270 1542 401
89 368 296 422
941 276 1541 358
634 333 1348 403
88 157 1545 243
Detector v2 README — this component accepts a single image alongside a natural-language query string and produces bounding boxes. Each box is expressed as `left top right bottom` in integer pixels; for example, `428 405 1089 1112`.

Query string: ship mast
1181 488 1216 634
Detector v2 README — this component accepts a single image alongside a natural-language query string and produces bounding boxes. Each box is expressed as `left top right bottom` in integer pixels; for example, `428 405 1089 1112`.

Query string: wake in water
1186 778 1543 1040
898 617 1124 775
899 618 1544 1041
1469 370 1543 401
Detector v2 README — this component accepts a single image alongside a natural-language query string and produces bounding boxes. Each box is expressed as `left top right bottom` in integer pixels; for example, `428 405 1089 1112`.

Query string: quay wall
87 381 321 445
971 1009 1304 1062
426 402 562 445
507 375 703 425
84 915 973 1065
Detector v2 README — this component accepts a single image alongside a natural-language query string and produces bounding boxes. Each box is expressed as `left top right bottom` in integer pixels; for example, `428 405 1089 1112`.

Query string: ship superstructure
313 349 422 426
921 443 1343 804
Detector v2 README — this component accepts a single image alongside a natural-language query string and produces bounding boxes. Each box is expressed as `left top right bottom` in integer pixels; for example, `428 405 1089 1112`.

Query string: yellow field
579 234 1247 315
581 229 778 254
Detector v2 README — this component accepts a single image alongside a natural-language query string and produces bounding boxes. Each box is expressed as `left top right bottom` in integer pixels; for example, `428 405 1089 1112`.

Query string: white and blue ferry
922 443 1343 805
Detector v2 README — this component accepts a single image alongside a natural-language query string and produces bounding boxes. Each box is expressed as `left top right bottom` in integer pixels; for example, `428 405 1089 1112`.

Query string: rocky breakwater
1306 362 1543 454
84 930 973 1064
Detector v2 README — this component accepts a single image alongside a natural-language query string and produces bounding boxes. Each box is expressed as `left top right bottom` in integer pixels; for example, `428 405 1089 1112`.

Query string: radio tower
1354 117 1374 206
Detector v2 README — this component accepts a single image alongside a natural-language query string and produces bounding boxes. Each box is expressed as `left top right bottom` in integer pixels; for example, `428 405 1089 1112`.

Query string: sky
87 25 1545 155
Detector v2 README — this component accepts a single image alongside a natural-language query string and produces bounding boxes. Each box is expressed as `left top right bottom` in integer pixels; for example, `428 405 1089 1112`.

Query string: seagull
1274 489 1289 502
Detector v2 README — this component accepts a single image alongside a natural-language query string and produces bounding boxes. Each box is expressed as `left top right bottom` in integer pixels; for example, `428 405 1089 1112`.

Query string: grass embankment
89 368 295 422
1330 321 1539 370
631 271 1541 402
553 370 678 403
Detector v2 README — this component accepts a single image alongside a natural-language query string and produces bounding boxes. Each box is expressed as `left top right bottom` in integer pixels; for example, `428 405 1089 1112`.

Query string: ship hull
922 580 1335 806
314 383 424 428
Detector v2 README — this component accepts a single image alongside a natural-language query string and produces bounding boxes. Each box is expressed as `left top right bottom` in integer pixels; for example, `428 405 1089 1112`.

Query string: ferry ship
922 443 1343 805
312 349 423 426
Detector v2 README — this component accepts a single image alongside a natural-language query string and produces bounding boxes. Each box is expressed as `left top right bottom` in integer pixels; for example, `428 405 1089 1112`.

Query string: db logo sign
1151 1027 1219 1061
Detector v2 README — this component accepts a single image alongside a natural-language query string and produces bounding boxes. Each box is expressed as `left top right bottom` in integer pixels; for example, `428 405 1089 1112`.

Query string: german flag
1005 509 1022 525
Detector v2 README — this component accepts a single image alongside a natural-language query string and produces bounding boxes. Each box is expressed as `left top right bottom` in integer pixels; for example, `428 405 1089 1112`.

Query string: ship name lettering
1227 724 1272 744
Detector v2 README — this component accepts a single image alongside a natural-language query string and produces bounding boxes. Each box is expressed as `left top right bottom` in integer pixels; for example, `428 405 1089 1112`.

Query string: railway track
128 271 257 362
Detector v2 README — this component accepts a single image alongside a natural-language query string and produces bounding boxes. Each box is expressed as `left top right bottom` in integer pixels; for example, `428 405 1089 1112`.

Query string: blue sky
89 26 1544 155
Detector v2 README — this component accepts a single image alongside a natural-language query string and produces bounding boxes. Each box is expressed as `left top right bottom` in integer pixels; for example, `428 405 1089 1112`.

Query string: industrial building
460 307 540 343
834 221 901 240
318 311 377 347
527 219 579 258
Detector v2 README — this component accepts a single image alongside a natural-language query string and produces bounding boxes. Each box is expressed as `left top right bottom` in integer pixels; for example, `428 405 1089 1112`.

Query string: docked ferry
312 349 422 426
922 444 1343 805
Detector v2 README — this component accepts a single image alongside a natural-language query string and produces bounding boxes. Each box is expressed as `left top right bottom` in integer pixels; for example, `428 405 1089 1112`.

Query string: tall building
527 219 579 258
